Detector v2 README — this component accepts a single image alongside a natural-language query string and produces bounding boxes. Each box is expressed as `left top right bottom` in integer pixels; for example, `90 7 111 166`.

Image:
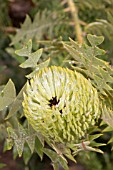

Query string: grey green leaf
0 79 16 111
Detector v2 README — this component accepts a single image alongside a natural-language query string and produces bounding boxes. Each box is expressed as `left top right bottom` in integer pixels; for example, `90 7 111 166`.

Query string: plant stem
67 0 83 44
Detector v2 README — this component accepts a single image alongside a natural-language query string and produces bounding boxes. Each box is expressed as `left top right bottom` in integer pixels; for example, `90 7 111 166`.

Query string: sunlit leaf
7 127 24 157
64 36 113 97
15 39 32 57
6 84 26 119
20 49 43 68
90 141 106 147
85 146 104 154
7 124 36 157
0 79 16 111
26 58 50 78
18 124 35 153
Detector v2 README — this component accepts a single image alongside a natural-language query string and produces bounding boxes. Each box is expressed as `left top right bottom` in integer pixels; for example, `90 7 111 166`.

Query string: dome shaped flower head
23 66 101 144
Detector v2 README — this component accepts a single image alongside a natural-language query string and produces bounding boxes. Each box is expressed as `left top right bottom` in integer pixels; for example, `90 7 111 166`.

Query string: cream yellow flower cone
23 66 100 144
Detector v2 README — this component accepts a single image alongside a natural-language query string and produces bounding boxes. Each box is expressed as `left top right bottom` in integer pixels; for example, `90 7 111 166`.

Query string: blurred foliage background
1 0 113 170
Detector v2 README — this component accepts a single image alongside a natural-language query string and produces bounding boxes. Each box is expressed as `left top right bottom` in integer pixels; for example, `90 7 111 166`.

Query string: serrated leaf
26 135 35 154
51 143 76 163
69 38 79 49
15 138 24 157
63 43 82 63
89 134 103 141
7 126 24 157
6 84 26 119
102 106 113 128
26 58 50 78
85 146 104 154
7 47 26 63
65 152 76 163
23 144 32 165
20 48 43 68
7 127 18 140
88 126 101 134
19 124 36 153
37 57 50 69
90 141 106 147
99 67 113 83
58 156 69 170
11 10 55 45
43 148 58 162
64 36 113 97
100 121 106 126
43 148 69 170
13 146 18 160
108 137 113 144
36 133 44 147
6 138 14 150
85 12 113 41
102 126 113 132
15 39 32 57
7 124 37 157
11 15 32 45
0 79 16 111
52 163 59 170
35 137 43 160
92 74 112 94
87 34 104 46
93 46 105 56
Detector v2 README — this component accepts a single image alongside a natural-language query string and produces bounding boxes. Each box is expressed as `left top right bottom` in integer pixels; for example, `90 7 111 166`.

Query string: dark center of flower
49 96 60 107
49 97 63 114
49 96 60 108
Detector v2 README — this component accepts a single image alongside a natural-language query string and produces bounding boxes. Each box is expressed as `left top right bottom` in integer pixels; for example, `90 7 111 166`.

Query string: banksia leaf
43 148 69 170
19 49 43 68
87 34 104 46
15 40 50 77
7 124 36 157
0 79 16 111
6 84 27 119
15 39 32 57
63 34 113 99
11 10 56 45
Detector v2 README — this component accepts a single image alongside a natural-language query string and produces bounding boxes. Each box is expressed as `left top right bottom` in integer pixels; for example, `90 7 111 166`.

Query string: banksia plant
23 66 101 145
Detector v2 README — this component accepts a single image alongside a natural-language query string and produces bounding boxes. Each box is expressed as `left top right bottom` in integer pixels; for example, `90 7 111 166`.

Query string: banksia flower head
23 66 100 144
